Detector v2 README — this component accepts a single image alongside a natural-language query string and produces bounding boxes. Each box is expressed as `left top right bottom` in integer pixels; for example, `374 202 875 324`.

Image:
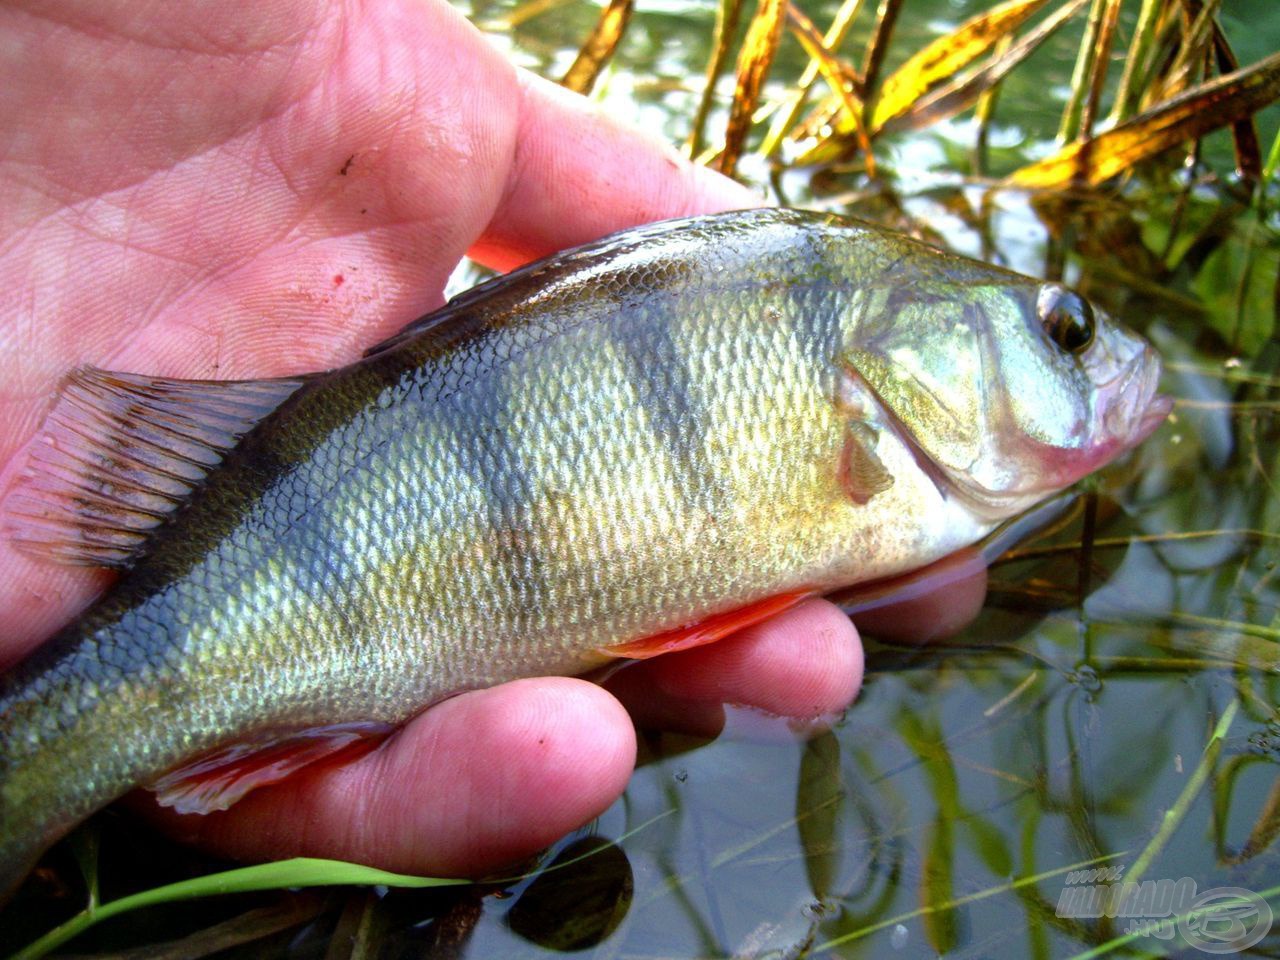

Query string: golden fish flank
0 208 1170 898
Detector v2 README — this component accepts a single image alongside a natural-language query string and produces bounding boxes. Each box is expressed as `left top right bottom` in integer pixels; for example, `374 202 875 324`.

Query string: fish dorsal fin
362 214 732 359
362 263 533 358
4 367 308 568
361 302 461 358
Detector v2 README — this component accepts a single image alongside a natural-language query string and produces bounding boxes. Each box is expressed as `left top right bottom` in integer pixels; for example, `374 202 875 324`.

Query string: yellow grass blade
1010 49 1280 187
718 0 788 177
880 0 1087 136
759 0 865 157
793 0 1044 163
868 0 1052 132
561 0 635 95
785 3 874 172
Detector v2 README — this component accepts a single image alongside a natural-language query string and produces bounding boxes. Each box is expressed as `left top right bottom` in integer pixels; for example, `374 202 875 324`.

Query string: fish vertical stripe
434 357 551 626
791 280 849 387
606 291 720 512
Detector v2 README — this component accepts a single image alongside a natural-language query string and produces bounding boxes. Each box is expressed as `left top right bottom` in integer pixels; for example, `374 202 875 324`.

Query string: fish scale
0 208 1168 898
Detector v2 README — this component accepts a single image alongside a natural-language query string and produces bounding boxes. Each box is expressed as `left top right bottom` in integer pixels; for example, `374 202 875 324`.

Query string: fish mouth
1136 392 1174 442
1096 345 1171 454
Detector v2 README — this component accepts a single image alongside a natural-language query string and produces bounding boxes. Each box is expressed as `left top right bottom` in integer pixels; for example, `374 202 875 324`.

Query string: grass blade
68 822 100 914
1058 0 1123 143
921 817 959 953
687 0 747 157
1080 0 1125 137
810 851 1128 951
1107 0 1167 124
1058 0 1105 143
1010 49 1280 187
560 0 635 95
1217 759 1280 865
1126 699 1239 885
1199 1 1264 182
859 0 905 107
325 889 388 960
759 0 865 157
717 0 788 177
796 731 844 902
111 896 328 960
784 3 874 171
971 33 1012 176
882 0 1088 136
481 0 575 29
869 0 1052 132
9 858 467 960
899 710 961 954
1159 0 1222 102
1263 126 1280 204
1064 883 1280 959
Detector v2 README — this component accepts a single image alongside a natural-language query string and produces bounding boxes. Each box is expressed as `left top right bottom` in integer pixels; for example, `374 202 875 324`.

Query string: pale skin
0 0 985 878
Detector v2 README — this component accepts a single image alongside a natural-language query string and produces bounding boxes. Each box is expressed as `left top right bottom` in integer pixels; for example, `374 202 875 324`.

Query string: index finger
469 71 761 271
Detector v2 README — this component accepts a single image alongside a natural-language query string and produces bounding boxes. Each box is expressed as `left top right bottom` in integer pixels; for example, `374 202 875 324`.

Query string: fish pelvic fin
599 591 813 659
2 366 309 568
151 722 393 815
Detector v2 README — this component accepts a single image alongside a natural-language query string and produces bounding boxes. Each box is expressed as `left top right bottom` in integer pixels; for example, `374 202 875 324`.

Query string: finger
469 71 762 272
850 563 989 643
138 677 636 878
607 598 863 736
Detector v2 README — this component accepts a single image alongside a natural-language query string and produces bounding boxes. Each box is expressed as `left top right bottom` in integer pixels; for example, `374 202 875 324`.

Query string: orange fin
3 367 308 568
150 722 391 815
601 591 812 659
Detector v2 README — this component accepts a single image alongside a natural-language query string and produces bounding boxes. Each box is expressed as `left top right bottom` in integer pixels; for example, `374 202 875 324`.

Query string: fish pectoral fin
150 722 393 816
3 366 309 568
839 422 895 505
598 591 813 659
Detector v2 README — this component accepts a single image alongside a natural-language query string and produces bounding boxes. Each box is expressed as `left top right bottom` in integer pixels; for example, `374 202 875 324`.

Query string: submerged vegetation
4 0 1279 956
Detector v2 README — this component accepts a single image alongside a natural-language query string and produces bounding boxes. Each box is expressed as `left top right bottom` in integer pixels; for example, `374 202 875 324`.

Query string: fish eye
1037 285 1095 355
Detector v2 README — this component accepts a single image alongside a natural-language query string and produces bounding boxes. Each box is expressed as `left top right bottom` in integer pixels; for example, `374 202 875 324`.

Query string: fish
0 207 1170 897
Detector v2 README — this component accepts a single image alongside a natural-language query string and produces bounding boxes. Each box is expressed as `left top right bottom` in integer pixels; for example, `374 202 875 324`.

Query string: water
8 0 1279 956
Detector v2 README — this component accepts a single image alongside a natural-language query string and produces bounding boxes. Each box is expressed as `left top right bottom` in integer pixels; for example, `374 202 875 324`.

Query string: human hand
0 0 985 878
